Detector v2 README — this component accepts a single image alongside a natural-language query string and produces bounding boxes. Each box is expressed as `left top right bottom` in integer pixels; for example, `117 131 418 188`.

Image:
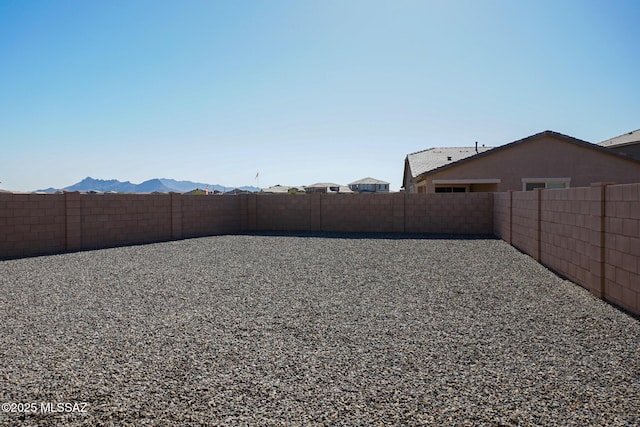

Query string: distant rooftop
349 177 389 185
406 146 494 178
261 185 305 194
304 183 353 193
599 129 640 148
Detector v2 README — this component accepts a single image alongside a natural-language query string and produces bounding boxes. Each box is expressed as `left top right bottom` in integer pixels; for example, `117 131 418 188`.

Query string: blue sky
1 0 639 191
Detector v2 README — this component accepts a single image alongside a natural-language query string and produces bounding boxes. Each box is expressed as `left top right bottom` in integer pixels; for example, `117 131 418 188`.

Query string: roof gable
406 146 494 179
413 130 640 181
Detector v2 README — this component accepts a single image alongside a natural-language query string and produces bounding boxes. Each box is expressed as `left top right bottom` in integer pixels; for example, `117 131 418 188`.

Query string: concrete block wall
321 194 396 233
405 193 493 234
494 183 640 316
181 195 242 238
254 194 315 231
604 184 640 314
3 187 638 314
0 192 497 260
539 186 603 295
79 194 172 250
251 193 493 235
0 193 243 259
511 190 541 260
492 191 511 242
0 193 67 258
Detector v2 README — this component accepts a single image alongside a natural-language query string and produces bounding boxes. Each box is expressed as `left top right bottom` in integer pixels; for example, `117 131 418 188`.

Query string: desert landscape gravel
1 234 638 425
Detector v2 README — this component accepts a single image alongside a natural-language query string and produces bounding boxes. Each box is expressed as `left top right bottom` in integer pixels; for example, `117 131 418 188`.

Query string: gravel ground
0 233 638 426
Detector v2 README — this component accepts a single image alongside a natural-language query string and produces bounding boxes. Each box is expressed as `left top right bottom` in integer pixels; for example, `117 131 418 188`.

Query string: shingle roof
305 182 341 188
406 146 494 179
304 183 354 193
349 177 390 185
598 129 640 148
261 185 305 194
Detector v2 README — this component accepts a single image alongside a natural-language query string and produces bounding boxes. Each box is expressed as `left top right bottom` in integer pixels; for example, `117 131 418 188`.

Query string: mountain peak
36 178 260 194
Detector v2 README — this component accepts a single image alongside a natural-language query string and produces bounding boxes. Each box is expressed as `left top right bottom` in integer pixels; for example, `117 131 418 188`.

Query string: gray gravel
1 234 639 426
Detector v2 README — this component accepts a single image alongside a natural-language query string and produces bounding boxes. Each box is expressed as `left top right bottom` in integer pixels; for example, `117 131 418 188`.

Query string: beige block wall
321 194 396 233
492 191 511 242
0 193 243 258
511 190 540 259
3 188 638 315
539 186 603 294
181 195 242 238
494 182 640 316
79 194 173 249
0 193 67 258
255 194 315 231
405 193 493 234
1 192 497 260
604 184 640 314
251 193 492 235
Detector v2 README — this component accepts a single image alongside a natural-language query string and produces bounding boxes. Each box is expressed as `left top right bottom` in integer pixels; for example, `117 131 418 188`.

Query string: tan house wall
418 134 640 193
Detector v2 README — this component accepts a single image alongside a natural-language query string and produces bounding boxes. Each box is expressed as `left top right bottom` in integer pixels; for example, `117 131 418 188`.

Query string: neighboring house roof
598 129 640 148
262 185 305 194
305 182 341 188
349 177 390 185
304 183 354 193
411 130 640 183
403 146 494 187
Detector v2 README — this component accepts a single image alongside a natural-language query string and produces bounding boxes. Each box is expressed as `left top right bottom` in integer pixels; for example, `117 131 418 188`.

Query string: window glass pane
525 182 545 191
547 182 567 189
435 186 466 193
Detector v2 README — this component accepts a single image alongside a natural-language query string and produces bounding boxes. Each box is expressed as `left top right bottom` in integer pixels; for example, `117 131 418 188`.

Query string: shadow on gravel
238 231 498 240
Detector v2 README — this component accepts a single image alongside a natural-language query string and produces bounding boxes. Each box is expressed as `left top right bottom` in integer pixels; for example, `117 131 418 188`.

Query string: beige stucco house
403 131 640 193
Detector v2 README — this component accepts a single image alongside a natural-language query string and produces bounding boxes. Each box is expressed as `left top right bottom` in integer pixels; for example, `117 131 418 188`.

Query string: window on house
435 186 467 193
524 182 546 191
522 178 570 191
546 182 567 189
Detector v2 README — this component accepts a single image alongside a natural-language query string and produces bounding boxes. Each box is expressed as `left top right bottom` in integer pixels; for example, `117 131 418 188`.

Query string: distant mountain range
37 177 260 194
